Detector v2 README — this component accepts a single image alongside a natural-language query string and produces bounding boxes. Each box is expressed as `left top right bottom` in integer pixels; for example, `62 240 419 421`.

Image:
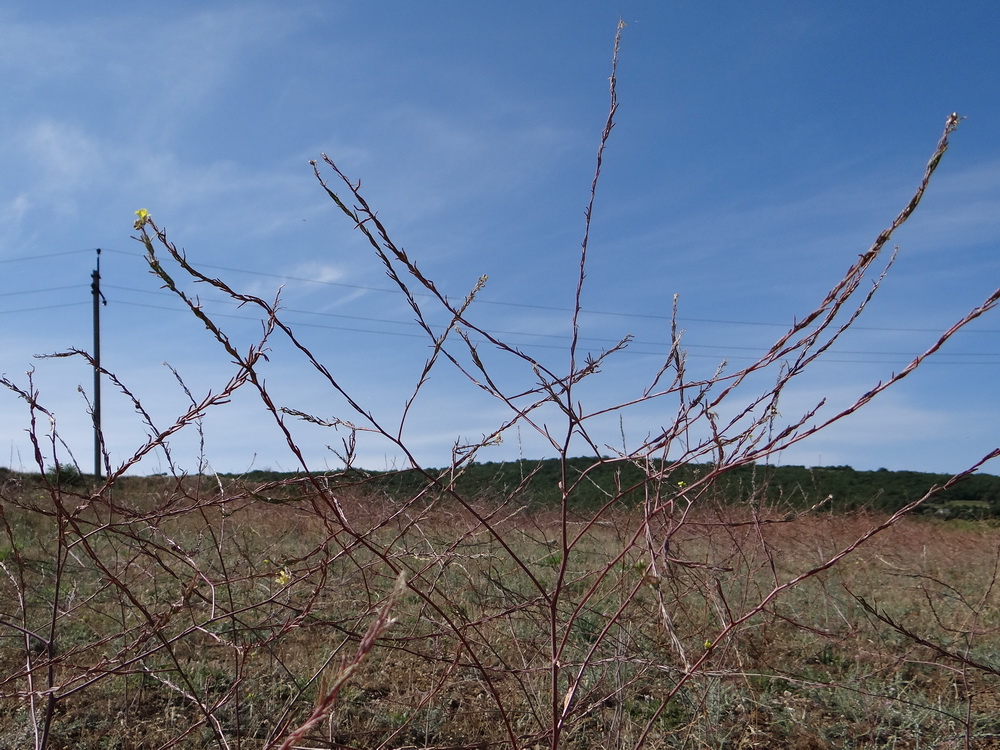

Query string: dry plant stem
137 230 533 747
853 582 1000 678
269 572 406 750
43 348 242 485
141 227 550 581
633 449 1000 748
735 113 960 376
574 116 993 502
626 114 971 465
54 519 232 746
311 149 628 462
1 371 79 478
569 18 624 381
139 231 360 530
551 22 624 749
745 286 1000 465
0 574 41 747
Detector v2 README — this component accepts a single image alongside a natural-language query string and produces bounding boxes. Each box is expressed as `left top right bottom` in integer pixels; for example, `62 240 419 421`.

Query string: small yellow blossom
677 481 687 489
704 640 713 649
133 208 150 229
275 568 292 586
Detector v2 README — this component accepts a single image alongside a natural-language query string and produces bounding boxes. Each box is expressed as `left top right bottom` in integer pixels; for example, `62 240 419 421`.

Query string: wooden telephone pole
91 248 106 479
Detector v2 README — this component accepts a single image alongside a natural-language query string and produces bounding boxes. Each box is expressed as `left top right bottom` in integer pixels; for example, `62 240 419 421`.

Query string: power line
1 282 994 365
0 302 89 315
9 249 1000 354
0 249 94 263
106 298 1000 366
0 285 81 297
100 249 1000 336
100 284 1000 359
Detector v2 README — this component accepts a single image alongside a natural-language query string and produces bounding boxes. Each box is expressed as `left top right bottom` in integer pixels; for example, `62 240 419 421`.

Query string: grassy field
3 472 1000 749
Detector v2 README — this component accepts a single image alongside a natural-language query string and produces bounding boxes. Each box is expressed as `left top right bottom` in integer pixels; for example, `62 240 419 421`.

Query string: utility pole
91 248 106 479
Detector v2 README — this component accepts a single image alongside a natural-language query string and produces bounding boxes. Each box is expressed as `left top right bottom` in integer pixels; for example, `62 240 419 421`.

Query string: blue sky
1 2 998 477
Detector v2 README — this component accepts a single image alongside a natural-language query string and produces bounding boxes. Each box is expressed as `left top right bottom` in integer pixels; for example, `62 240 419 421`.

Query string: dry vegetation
3 22 1000 750
2 476 1000 749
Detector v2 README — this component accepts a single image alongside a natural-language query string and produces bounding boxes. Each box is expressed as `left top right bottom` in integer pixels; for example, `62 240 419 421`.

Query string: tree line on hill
8 459 998 520
237 458 1000 520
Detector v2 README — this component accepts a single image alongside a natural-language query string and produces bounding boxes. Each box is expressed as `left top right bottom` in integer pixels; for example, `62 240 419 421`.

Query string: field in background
3 473 1000 749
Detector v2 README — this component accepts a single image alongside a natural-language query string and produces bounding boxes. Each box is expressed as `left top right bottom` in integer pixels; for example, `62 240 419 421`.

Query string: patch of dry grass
3 476 1000 749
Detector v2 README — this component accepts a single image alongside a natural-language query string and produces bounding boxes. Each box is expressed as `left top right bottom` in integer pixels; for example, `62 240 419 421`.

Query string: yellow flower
133 208 150 229
275 568 292 586
704 640 713 649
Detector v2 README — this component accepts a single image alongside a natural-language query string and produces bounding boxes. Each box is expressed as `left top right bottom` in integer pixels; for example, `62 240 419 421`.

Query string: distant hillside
18 460 991 518
238 458 1000 520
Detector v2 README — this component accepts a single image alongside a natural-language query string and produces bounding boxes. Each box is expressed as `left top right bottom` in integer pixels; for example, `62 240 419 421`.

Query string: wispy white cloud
0 194 31 231
20 119 103 193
